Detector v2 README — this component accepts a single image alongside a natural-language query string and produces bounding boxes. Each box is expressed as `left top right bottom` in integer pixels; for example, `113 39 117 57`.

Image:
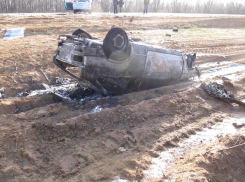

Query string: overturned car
53 27 197 95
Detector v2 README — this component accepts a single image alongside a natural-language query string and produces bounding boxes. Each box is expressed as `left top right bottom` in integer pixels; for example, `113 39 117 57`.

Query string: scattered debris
118 147 126 152
16 91 29 97
69 87 101 101
201 82 245 107
56 78 72 85
39 69 50 84
42 83 73 102
165 33 171 36
15 77 103 104
173 27 178 32
3 27 25 40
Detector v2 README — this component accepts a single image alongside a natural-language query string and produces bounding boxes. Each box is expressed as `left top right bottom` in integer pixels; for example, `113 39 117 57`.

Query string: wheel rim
112 34 125 51
103 27 129 61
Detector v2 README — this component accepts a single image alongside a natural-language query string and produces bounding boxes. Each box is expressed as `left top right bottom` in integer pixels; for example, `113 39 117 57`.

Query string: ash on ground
17 78 104 102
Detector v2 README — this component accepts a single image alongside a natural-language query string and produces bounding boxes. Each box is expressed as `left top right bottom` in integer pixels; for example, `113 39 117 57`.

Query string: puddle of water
197 64 245 81
198 61 232 68
143 116 244 181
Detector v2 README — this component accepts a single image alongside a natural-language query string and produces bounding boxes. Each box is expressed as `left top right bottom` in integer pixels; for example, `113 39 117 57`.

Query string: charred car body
53 27 197 95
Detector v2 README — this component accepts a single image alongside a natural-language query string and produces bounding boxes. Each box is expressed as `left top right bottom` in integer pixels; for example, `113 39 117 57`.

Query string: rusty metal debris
40 69 50 84
201 82 245 107
42 83 73 102
53 27 198 95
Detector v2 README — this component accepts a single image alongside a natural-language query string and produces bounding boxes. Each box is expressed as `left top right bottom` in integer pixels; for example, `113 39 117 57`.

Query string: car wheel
72 29 92 39
103 27 130 61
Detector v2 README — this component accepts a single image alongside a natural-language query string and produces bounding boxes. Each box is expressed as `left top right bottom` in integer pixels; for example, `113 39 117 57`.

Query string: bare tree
213 3 225 14
182 1 193 13
171 0 181 13
203 0 214 13
0 0 245 14
100 0 112 12
195 0 202 13
226 2 245 14
151 0 161 12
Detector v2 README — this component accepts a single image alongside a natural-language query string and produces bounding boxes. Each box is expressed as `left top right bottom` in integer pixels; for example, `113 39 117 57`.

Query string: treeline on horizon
1 0 245 14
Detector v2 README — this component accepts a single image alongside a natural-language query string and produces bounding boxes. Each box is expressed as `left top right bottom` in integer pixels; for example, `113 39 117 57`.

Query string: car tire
103 27 130 61
72 29 92 39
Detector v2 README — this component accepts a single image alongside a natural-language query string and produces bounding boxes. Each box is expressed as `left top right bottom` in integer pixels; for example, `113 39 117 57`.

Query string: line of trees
0 0 245 14
0 0 65 13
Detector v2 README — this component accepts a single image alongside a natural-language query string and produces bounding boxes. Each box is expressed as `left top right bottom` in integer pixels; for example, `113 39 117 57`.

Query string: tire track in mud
0 94 60 115
143 112 245 181
10 81 244 182
166 39 245 55
24 61 245 181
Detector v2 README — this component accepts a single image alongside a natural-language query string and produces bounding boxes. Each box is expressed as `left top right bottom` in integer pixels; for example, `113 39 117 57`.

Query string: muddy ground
0 13 245 182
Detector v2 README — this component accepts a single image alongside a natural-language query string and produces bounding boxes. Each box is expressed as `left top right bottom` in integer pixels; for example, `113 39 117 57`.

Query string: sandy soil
0 13 245 182
165 130 245 182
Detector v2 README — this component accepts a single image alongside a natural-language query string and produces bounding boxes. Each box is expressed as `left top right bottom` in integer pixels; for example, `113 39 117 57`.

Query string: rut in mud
0 13 245 182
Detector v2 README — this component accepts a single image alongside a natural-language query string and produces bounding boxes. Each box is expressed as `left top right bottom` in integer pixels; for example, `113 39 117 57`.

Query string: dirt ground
0 13 245 182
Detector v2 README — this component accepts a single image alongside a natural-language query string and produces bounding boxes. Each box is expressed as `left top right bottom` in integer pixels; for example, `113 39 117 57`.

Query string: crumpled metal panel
82 43 147 79
57 43 84 66
143 51 184 80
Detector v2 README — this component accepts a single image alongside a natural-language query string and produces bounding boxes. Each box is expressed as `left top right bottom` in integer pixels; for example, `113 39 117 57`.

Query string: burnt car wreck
53 27 197 95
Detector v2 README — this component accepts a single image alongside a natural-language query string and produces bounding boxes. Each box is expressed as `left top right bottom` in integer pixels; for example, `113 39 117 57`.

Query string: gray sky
162 0 245 4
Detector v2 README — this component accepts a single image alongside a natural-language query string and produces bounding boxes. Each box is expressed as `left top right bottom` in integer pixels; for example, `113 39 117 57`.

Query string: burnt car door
143 50 184 80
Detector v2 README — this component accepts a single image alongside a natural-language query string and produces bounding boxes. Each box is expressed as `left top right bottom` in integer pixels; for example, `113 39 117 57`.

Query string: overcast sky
162 0 245 4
